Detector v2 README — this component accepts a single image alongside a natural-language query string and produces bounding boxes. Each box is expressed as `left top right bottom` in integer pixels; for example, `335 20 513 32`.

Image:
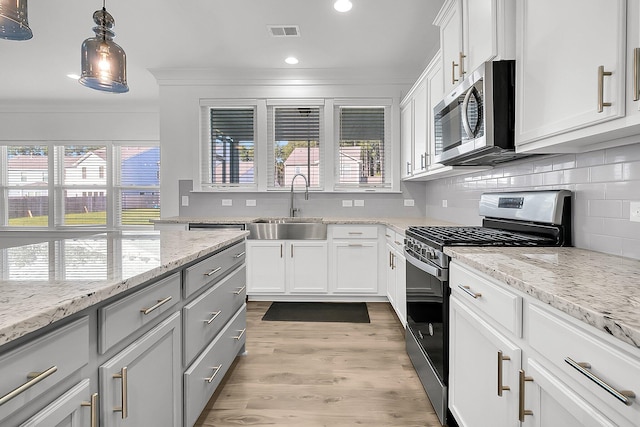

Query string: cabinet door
394 248 407 328
385 244 396 307
332 241 379 293
246 241 286 293
426 53 444 164
521 358 617 427
288 241 328 293
413 80 429 173
100 312 181 427
516 0 626 146
449 297 521 427
400 101 414 178
438 0 464 92
19 379 94 427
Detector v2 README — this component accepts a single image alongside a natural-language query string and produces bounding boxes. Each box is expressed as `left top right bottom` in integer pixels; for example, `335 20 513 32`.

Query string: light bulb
334 0 352 13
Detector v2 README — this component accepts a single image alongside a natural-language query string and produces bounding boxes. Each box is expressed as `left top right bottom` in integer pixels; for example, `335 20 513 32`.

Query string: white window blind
267 105 323 189
4 145 49 227
202 107 255 186
336 106 390 188
116 145 160 226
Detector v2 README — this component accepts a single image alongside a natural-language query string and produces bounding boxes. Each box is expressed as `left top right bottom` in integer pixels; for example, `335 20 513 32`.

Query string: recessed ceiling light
334 0 352 12
285 56 299 65
67 74 80 80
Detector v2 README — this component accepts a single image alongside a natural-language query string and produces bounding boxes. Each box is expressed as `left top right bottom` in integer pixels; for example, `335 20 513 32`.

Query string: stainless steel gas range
404 190 572 427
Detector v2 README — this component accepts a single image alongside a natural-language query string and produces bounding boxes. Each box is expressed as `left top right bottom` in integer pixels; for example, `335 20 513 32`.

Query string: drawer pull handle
205 365 223 383
385 234 392 238
565 357 636 406
113 367 128 419
458 285 482 299
394 240 402 245
348 243 363 247
0 365 58 406
497 351 511 396
348 232 363 235
205 311 222 324
518 369 534 421
204 266 222 277
234 328 247 341
140 296 172 315
234 285 246 295
234 251 246 259
597 65 613 113
634 48 640 101
81 392 99 427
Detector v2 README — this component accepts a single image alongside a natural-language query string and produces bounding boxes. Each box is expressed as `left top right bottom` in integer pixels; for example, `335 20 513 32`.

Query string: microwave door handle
461 87 475 138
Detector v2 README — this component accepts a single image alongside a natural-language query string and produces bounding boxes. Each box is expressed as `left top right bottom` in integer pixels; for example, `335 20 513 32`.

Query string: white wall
424 142 640 260
155 70 418 217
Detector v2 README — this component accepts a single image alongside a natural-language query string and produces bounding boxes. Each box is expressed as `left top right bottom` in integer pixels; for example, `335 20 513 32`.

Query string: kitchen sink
247 219 327 240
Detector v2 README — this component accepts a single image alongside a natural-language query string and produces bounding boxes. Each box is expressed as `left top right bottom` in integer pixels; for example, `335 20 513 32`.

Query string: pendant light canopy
0 0 33 40
79 3 128 93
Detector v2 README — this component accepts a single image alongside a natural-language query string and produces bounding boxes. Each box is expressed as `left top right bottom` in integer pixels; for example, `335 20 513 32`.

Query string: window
201 106 255 187
268 105 323 189
336 105 390 189
0 142 160 229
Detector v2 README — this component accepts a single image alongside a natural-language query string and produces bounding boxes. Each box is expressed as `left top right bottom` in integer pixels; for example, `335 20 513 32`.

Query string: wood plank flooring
194 301 442 427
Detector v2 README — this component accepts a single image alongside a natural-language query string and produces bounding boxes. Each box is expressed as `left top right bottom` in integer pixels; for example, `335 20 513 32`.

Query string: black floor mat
262 302 370 323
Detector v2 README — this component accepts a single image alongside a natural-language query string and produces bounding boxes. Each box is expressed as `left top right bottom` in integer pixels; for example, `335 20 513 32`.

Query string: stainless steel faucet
289 173 309 217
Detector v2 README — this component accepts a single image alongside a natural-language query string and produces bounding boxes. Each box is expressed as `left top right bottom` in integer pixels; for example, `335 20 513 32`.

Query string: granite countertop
0 229 248 347
152 216 458 234
445 246 640 349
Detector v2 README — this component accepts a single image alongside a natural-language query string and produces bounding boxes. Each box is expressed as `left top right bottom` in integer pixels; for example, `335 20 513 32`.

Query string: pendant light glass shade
79 7 128 93
0 0 33 40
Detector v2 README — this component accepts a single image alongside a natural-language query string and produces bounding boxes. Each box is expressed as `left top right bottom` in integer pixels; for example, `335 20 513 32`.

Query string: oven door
404 251 450 425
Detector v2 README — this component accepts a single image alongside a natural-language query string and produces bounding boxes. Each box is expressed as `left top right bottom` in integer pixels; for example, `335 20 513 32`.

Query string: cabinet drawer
99 272 181 354
183 265 246 365
0 317 89 422
184 241 246 298
527 303 640 425
184 305 246 427
449 262 522 336
330 225 378 239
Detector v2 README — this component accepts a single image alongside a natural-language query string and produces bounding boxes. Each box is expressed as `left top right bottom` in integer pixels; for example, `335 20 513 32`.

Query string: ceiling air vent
267 25 300 37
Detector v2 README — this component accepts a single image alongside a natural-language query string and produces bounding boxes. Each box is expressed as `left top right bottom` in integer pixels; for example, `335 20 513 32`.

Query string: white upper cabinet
515 0 639 153
412 79 429 173
435 0 515 94
400 101 414 179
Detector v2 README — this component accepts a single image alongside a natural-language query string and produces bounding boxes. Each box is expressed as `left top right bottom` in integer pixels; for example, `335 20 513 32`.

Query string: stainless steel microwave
433 60 528 166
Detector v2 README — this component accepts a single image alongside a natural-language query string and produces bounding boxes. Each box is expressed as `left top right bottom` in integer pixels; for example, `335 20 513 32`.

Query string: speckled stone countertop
0 230 248 347
152 216 458 234
445 246 640 349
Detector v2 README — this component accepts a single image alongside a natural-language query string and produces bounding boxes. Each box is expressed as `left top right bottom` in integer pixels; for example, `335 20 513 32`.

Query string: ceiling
0 0 444 105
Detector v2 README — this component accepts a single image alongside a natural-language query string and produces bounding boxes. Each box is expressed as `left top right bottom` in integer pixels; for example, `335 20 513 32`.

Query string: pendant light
79 1 128 93
0 0 33 40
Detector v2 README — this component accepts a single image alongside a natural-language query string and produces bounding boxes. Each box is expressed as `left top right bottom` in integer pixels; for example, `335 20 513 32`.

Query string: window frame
199 99 259 191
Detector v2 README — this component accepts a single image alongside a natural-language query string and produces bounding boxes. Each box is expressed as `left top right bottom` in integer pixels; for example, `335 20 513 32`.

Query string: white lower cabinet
331 241 378 293
246 240 327 294
19 379 95 427
449 296 521 427
100 312 182 427
449 261 639 427
385 228 406 326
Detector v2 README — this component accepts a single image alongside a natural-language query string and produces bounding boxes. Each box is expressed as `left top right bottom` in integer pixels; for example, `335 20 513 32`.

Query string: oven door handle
404 249 448 281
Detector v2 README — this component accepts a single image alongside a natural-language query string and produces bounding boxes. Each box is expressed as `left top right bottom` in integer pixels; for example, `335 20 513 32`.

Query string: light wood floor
194 301 442 427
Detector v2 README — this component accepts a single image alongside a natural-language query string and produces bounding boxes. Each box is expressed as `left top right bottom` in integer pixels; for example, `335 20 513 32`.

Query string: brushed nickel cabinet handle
234 285 246 295
205 365 223 383
458 285 482 299
348 232 363 235
389 251 392 268
518 369 534 422
205 311 222 324
634 48 640 101
497 351 511 396
290 243 294 258
348 243 363 247
452 61 459 85
565 357 636 406
280 243 283 258
140 296 172 315
113 367 128 419
234 251 246 259
81 393 99 427
459 52 466 77
420 153 426 170
204 266 222 277
406 162 412 175
597 65 613 112
0 366 58 406
234 328 247 341
391 253 396 270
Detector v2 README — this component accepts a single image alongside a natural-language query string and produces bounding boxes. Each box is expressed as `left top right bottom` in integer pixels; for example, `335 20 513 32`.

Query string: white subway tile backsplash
425 143 640 260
